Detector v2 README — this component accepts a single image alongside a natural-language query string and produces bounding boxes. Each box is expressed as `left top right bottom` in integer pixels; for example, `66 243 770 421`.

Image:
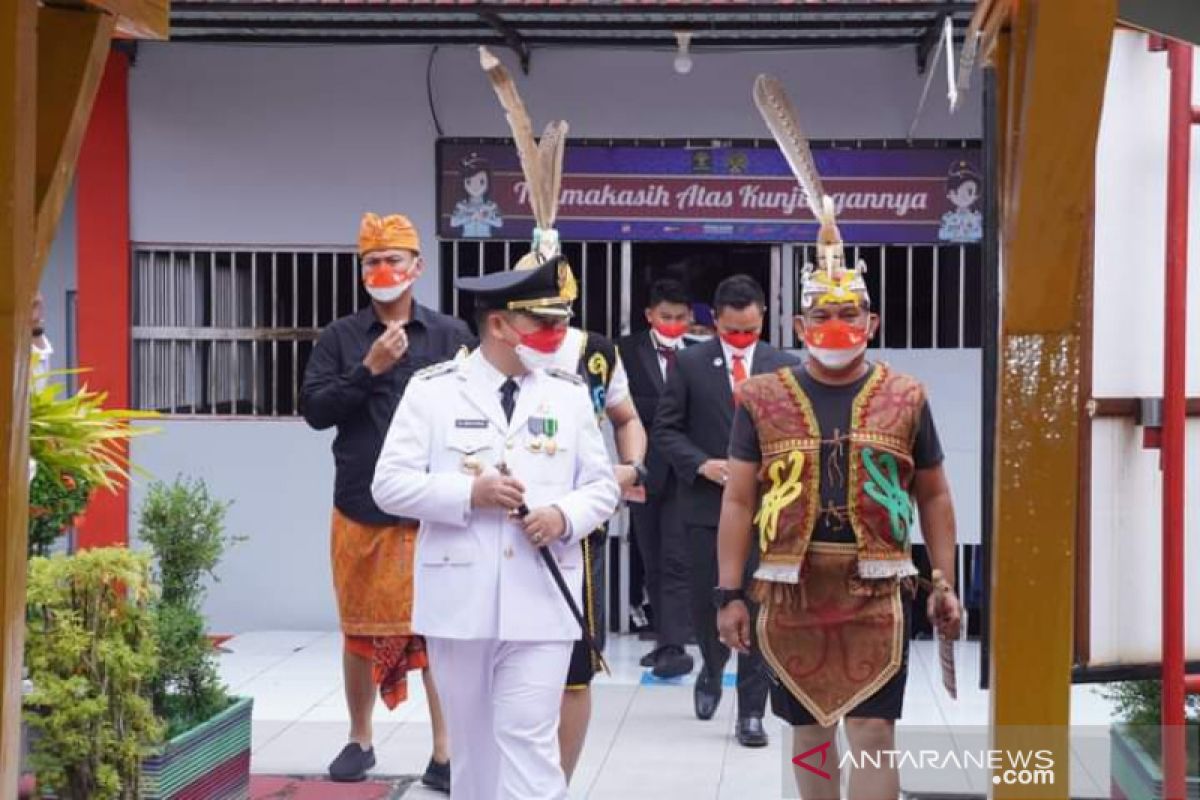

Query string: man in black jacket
617 279 695 679
300 213 473 789
652 274 799 748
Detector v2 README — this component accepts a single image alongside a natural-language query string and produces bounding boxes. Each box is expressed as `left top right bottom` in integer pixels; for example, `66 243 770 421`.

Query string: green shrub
23 548 163 800
137 478 241 738
27 467 91 557
1105 679 1200 773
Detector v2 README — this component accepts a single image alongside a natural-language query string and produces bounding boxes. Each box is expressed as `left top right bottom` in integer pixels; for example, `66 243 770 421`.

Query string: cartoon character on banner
937 160 983 243
450 153 504 238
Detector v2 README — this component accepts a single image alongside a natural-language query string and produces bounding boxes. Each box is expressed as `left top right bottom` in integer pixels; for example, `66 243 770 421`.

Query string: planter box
140 696 253 800
1110 725 1200 800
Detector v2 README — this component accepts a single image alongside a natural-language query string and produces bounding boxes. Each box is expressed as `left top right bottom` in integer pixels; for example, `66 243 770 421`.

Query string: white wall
128 420 340 633
883 349 982 546
128 349 980 634
1093 32 1200 397
128 42 982 308
1088 31 1200 666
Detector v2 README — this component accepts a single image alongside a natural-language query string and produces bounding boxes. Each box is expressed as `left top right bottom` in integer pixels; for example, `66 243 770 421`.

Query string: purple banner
438 141 983 245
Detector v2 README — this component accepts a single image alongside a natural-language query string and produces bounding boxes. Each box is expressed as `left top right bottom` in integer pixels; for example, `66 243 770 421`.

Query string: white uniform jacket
372 349 620 642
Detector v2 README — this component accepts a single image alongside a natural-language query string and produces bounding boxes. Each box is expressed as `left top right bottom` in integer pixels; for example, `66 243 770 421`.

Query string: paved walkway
222 632 1117 799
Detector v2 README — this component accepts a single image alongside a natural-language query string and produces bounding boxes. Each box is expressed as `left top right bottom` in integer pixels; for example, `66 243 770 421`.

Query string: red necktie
657 345 677 377
731 354 747 405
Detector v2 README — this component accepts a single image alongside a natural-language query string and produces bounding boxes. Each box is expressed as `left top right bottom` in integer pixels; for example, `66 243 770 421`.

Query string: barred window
133 241 980 417
789 243 982 350
132 247 362 416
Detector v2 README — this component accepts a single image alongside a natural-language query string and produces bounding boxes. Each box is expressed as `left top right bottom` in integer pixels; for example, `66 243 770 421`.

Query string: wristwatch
712 587 746 609
624 461 649 486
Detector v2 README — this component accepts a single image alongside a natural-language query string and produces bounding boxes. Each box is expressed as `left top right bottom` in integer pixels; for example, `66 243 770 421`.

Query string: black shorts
769 596 912 726
565 529 607 688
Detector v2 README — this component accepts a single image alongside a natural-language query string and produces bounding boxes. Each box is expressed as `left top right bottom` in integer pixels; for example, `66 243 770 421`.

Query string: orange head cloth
358 213 421 255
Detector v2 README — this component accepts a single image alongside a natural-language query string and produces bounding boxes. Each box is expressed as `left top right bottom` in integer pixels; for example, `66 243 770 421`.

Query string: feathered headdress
753 74 869 310
478 46 577 304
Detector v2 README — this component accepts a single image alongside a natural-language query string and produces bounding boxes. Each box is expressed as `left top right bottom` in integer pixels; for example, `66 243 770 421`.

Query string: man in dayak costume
478 47 647 783
715 75 962 800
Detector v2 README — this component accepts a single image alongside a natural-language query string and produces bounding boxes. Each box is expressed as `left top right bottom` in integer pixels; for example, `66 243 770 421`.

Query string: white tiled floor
220 632 1119 799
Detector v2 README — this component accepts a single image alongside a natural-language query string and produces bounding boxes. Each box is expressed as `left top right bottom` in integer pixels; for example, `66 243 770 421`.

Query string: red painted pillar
75 49 131 548
1161 40 1192 800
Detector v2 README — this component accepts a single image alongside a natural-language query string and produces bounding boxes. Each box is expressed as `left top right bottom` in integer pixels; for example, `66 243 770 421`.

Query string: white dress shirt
649 329 683 381
718 337 758 391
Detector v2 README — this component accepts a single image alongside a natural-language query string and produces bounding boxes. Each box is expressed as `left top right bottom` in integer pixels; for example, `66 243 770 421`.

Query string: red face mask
519 325 567 354
720 330 759 350
652 321 689 339
802 319 868 350
363 265 407 288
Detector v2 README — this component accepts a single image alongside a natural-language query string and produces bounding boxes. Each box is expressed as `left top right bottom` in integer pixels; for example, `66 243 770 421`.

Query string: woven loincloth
756 542 903 728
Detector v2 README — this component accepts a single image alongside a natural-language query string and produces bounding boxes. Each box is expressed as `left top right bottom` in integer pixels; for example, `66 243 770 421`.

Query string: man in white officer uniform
372 255 619 800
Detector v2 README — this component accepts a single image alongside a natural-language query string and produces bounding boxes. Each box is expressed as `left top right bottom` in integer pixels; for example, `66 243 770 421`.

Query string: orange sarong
331 508 428 709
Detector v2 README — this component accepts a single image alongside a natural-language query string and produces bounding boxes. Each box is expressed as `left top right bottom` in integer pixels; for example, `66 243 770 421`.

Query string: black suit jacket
651 338 799 528
617 330 677 493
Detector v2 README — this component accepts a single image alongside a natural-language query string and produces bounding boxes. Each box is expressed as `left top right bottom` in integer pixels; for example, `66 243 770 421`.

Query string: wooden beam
63 0 167 39
989 1 1115 798
1002 0 1115 334
36 6 115 271
1001 0 1029 242
0 0 38 791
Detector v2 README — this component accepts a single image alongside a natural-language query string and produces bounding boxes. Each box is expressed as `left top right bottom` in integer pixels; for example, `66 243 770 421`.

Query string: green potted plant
28 370 159 493
22 370 161 797
136 477 251 800
23 547 164 800
1107 679 1200 799
26 370 159 558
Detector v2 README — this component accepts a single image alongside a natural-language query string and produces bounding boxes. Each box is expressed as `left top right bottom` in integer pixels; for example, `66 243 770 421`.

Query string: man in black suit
652 274 799 748
617 279 695 679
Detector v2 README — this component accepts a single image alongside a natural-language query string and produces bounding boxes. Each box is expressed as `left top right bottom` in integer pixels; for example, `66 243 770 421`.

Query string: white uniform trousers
428 637 573 800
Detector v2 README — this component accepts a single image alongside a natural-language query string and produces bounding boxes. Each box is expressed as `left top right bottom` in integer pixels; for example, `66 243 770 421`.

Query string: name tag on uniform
455 418 489 429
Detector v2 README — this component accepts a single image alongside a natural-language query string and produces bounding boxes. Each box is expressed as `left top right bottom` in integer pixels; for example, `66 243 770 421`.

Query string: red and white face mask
362 258 417 303
518 325 567 355
719 330 759 351
803 319 869 370
651 321 689 345
504 317 568 372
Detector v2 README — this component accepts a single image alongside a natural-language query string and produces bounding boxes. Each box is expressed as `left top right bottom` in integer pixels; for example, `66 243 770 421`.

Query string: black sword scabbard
500 463 610 675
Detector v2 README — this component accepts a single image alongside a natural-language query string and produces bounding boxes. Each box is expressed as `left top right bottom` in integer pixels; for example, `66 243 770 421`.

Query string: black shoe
639 645 666 668
421 757 451 794
693 669 723 720
736 716 769 748
328 742 375 782
651 646 695 679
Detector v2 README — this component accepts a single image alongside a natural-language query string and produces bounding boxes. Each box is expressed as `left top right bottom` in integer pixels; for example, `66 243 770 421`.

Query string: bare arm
912 464 957 585
912 464 962 638
717 457 760 589
715 457 760 654
606 397 647 489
